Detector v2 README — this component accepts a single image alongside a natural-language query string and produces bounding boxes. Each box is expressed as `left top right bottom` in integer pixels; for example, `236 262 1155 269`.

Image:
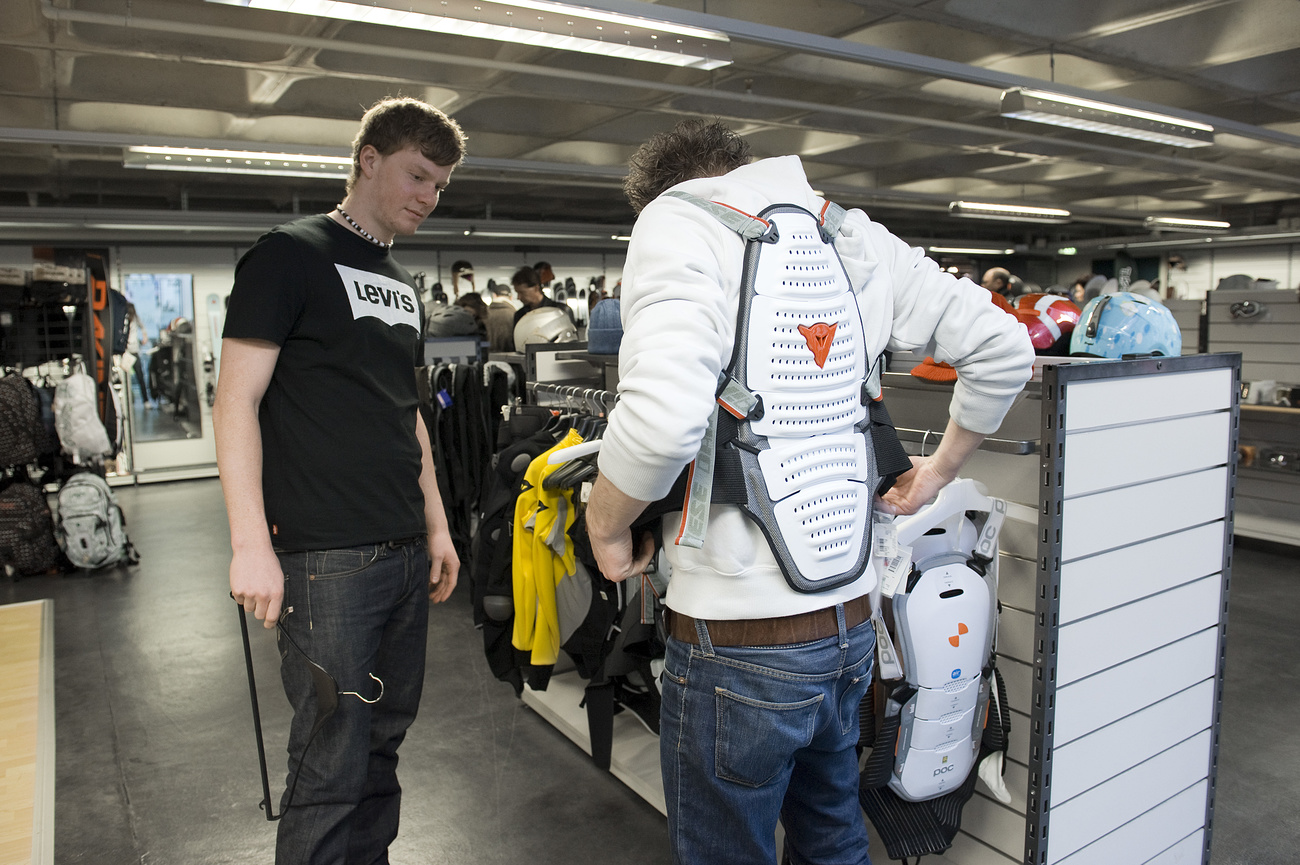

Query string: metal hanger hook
340 673 384 704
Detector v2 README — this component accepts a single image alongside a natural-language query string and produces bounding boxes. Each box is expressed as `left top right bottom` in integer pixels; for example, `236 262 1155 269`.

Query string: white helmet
513 306 577 349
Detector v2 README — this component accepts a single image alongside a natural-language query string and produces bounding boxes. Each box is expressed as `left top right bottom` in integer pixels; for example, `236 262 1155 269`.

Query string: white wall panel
959 795 1028 859
1050 680 1214 804
996 607 1035 666
1058 522 1224 624
1144 829 1206 865
1053 628 1218 746
1057 577 1221 685
1060 468 1228 561
1008 709 1030 765
1052 783 1207 865
1209 246 1291 289
1062 368 1232 431
999 656 1033 716
1045 730 1212 862
941 831 1020 865
998 554 1036 613
1062 413 1230 498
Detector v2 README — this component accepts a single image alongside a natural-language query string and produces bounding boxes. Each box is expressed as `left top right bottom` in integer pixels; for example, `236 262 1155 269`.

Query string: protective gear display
860 478 1011 861
1013 293 1082 354
1069 291 1182 358
513 307 578 349
886 479 1003 802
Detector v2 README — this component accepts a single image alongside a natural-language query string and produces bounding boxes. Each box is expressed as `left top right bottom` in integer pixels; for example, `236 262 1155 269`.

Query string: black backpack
0 374 44 468
0 479 63 577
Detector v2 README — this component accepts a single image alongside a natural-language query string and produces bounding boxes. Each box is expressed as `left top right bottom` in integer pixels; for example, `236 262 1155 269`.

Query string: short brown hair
348 96 467 192
512 266 540 288
623 119 752 214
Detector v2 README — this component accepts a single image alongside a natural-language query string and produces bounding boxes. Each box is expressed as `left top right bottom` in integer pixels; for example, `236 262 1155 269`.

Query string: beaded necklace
335 206 392 249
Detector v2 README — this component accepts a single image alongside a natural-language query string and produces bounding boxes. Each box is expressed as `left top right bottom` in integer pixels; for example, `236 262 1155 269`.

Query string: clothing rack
525 381 616 415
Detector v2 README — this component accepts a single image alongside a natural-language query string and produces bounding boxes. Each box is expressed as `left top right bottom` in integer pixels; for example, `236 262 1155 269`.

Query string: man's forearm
585 474 651 542
929 418 987 479
414 413 450 539
213 398 273 555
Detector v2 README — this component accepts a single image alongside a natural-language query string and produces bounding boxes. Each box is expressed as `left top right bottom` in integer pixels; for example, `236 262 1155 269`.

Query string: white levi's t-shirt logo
335 264 420 330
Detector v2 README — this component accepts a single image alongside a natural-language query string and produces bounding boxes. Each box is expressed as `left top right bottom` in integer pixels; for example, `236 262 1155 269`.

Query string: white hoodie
598 156 1034 619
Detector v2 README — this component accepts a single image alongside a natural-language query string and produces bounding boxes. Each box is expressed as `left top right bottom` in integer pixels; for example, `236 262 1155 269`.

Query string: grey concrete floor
2 478 1297 864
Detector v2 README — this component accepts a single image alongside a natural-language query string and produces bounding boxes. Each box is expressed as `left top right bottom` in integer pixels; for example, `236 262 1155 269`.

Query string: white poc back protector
885 479 1004 801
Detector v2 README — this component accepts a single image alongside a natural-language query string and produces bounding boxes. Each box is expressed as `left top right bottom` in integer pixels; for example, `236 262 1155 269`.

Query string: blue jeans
274 539 430 865
660 608 876 865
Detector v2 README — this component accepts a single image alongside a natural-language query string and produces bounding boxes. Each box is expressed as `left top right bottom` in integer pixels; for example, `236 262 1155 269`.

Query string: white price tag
872 514 898 560
879 544 912 599
579 481 593 503
873 613 904 681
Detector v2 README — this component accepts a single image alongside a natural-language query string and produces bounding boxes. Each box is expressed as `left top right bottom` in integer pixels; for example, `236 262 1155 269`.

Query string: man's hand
584 474 655 583
875 419 988 516
876 455 957 516
230 546 285 628
427 530 460 603
590 528 656 584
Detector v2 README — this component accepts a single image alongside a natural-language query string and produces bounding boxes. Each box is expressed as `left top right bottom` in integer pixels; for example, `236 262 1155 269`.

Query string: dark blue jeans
274 539 430 865
660 608 876 865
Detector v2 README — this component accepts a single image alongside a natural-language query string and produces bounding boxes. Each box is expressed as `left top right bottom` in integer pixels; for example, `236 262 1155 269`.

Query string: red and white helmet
1013 294 1082 353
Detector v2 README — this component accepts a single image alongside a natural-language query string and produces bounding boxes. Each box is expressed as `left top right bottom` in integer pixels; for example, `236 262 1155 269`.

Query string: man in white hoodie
585 120 1033 865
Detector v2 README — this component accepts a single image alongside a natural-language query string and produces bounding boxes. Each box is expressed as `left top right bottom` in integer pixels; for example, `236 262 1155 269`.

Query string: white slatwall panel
959 795 1029 860
1056 576 1222 685
1009 709 1030 765
1053 628 1218 746
1001 656 1033 719
997 607 1034 665
942 830 1020 865
1058 522 1223 624
1045 730 1213 863
1062 368 1232 431
1060 469 1228 561
998 554 1036 613
1062 413 1230 498
1052 783 1208 865
1050 680 1215 804
1144 829 1206 865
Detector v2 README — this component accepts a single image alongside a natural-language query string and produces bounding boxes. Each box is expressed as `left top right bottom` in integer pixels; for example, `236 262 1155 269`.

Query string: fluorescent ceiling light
1001 88 1214 148
1058 247 1078 255
949 201 1072 224
207 0 731 70
1101 230 1300 250
125 146 350 179
1144 216 1231 232
928 245 1014 256
611 235 631 242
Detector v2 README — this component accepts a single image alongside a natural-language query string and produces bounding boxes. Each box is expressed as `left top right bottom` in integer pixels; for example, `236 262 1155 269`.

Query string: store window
122 273 201 441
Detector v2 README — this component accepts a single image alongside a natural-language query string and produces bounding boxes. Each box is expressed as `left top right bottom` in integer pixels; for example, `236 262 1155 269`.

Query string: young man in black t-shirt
215 96 466 864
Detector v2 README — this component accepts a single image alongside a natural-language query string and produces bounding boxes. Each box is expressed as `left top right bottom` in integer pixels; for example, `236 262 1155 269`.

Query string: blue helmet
1069 292 1182 358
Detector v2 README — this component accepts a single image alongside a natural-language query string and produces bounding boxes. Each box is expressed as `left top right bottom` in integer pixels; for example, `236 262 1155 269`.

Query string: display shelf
521 671 666 815
881 353 1239 865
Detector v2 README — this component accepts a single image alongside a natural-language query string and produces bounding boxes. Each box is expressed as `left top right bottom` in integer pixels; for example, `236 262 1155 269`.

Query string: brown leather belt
668 594 872 647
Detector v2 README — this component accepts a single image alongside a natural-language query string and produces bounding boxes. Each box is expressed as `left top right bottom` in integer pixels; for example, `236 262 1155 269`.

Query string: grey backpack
56 472 138 569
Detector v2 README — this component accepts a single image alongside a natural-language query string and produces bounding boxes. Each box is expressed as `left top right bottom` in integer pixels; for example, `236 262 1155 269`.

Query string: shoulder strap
663 189 849 243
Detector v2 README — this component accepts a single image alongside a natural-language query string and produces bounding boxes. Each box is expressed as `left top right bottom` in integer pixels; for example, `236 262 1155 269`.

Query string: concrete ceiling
3 0 1300 250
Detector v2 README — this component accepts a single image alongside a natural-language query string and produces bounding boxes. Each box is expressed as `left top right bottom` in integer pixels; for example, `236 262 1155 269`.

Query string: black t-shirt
223 214 426 549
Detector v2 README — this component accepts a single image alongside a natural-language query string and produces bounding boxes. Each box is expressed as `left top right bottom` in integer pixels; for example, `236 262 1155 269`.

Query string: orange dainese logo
797 322 838 368
949 623 969 647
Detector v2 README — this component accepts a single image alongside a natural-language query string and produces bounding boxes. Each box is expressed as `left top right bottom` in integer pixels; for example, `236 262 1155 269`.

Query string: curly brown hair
348 96 467 192
623 119 752 214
